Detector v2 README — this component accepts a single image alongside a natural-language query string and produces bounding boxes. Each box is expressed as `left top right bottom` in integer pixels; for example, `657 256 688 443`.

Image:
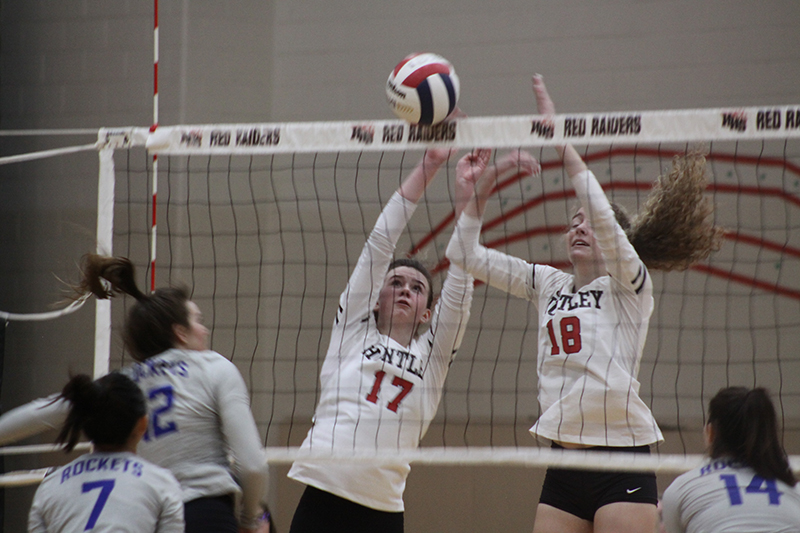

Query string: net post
94 140 115 378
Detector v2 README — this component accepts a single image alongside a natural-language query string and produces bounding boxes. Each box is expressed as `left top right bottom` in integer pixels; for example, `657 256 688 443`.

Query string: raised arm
397 148 454 203
336 150 452 322
460 149 539 219
446 150 541 300
532 74 587 179
534 74 645 289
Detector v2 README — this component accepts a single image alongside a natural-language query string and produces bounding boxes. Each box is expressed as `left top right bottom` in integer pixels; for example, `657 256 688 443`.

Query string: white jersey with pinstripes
288 191 474 512
447 169 662 447
28 451 184 533
662 458 800 533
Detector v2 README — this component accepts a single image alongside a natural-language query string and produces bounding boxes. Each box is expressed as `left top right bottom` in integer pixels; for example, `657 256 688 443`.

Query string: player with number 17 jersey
29 451 183 533
288 191 474 513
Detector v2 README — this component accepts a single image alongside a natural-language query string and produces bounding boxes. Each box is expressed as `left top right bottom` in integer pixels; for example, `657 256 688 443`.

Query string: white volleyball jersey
28 451 183 533
662 458 800 533
288 192 473 512
0 352 267 528
447 169 662 446
121 349 267 526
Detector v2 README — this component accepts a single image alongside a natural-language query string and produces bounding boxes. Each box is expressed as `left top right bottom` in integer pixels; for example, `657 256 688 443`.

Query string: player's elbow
445 238 467 269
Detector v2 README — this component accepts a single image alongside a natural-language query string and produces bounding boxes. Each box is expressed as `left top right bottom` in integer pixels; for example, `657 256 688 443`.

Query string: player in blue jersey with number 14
661 387 800 533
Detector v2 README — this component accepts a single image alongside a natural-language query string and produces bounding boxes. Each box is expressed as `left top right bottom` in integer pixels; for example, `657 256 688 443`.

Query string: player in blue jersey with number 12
0 257 270 533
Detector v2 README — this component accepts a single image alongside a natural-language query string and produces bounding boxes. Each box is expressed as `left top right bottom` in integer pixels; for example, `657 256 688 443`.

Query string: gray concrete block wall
1 1 799 531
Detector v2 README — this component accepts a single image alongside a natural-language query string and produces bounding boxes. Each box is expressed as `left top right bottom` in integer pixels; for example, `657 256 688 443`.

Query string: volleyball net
3 107 800 484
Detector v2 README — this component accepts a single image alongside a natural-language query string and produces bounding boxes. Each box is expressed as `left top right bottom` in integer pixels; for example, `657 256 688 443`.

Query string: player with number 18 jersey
448 169 663 447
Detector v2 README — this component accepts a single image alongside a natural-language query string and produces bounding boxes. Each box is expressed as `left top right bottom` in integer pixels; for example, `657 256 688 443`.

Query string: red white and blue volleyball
386 53 460 126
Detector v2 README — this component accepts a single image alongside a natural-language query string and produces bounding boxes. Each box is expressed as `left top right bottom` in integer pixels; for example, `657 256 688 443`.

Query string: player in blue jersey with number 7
446 75 724 533
28 372 184 532
287 148 538 533
661 387 800 533
0 258 270 533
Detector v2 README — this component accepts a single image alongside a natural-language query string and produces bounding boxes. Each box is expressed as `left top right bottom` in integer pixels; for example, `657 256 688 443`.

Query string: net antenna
149 0 160 292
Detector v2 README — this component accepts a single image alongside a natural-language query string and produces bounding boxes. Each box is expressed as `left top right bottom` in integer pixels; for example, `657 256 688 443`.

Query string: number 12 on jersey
144 385 178 441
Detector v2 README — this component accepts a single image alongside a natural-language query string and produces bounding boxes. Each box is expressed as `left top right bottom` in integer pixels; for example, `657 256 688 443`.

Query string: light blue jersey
663 458 800 533
29 452 183 533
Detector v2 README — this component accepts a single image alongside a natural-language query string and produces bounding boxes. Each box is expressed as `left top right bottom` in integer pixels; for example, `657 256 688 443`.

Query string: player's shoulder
35 464 64 491
186 349 232 365
534 264 571 290
156 348 234 373
138 456 181 486
670 459 734 491
186 351 244 391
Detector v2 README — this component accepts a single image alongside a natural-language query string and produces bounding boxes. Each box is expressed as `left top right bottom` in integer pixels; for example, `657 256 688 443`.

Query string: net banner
145 106 800 155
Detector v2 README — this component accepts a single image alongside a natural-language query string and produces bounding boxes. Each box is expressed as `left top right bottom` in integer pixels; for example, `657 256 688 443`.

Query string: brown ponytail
79 254 147 301
708 387 796 487
77 254 191 361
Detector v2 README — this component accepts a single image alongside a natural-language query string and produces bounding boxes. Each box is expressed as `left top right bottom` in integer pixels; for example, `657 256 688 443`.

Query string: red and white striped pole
150 0 159 292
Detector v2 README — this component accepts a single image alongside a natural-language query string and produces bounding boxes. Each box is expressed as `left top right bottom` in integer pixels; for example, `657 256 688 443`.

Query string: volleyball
386 53 459 126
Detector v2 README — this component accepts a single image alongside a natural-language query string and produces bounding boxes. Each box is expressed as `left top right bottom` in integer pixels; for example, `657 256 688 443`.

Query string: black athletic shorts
538 443 658 522
290 485 404 533
184 494 238 533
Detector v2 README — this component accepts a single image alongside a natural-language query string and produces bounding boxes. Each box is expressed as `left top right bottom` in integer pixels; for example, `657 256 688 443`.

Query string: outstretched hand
455 148 492 218
532 74 556 116
457 148 492 190
532 73 587 176
456 149 540 219
494 149 540 179
399 148 455 203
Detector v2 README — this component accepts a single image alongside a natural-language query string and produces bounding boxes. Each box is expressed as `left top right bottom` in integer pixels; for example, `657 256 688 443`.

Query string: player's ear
703 421 715 449
419 308 432 325
132 415 148 444
172 323 189 347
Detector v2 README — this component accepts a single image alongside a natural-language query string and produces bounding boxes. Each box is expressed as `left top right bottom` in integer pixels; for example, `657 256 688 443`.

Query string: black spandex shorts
184 494 238 533
538 443 658 522
290 485 404 533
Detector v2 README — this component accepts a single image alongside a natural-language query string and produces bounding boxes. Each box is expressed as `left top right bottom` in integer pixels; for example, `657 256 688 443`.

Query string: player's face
376 266 431 330
175 301 209 351
566 208 604 266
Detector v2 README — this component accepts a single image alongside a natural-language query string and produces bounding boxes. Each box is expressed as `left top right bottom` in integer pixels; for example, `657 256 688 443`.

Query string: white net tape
2 108 800 487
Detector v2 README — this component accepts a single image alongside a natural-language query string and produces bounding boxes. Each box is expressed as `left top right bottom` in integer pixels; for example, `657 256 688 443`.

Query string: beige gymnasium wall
1 1 799 531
